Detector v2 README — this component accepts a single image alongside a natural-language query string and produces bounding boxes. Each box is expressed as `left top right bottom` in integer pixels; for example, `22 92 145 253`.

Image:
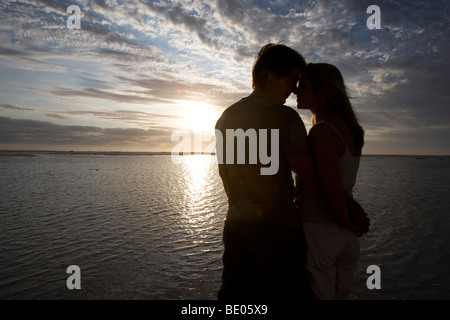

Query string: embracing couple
215 43 370 300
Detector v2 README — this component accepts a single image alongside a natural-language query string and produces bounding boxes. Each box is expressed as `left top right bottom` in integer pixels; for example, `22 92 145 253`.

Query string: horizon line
0 150 449 157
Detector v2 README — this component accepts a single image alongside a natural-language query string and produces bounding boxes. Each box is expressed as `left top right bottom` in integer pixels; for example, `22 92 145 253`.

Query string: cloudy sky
0 0 449 154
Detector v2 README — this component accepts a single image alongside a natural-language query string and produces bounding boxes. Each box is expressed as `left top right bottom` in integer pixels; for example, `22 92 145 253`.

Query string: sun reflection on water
180 155 216 228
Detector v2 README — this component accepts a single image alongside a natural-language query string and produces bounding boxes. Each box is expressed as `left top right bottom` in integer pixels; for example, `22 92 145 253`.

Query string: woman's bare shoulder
309 122 338 141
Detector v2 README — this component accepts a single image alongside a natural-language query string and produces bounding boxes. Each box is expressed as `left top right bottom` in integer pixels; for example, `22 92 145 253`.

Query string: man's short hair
252 43 306 89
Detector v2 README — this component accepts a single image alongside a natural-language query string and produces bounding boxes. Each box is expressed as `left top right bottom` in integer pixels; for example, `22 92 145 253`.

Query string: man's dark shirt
215 96 309 226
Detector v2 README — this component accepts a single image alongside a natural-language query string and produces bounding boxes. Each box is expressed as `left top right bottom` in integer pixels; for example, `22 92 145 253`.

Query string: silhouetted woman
294 63 369 299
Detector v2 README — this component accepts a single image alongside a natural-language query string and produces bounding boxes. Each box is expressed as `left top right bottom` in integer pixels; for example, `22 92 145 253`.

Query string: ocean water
0 154 449 300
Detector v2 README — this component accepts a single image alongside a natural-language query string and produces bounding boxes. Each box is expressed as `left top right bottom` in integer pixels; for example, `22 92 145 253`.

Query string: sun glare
181 100 221 133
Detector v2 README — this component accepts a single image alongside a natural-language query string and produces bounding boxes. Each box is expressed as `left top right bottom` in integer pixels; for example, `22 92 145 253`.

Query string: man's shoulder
216 99 244 127
216 98 301 129
274 105 301 127
219 98 247 116
279 104 300 116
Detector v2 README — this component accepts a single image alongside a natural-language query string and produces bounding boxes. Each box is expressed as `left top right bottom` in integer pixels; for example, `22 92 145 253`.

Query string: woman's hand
343 191 370 236
347 197 370 236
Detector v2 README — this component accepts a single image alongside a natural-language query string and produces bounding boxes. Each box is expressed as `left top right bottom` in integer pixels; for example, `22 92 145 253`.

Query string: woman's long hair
303 63 365 151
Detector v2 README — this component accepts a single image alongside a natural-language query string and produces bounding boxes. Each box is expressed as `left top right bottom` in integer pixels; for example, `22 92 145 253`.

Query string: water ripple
1 155 449 299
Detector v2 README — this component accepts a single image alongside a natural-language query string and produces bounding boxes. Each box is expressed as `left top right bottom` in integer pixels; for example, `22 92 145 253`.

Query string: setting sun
181 100 221 133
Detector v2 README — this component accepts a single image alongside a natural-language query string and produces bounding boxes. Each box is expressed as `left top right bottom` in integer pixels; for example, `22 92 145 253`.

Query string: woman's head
296 63 365 150
297 63 348 111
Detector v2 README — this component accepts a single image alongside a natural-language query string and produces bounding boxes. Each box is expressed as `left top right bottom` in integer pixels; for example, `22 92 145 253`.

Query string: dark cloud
23 0 67 13
97 48 133 58
216 0 246 25
0 44 64 71
1 103 182 126
0 46 28 56
144 2 208 31
91 0 114 10
46 113 72 120
0 103 34 111
82 24 142 48
142 0 219 49
54 109 182 125
0 116 174 151
50 87 172 105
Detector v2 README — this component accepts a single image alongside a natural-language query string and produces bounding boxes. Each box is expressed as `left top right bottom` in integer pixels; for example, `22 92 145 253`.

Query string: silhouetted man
215 43 315 301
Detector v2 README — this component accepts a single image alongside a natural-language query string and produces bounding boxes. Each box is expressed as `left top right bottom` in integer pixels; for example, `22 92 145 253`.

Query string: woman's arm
309 124 356 232
344 192 370 236
289 152 319 193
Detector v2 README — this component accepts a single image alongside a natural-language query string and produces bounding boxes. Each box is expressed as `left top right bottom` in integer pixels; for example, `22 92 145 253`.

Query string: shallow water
0 154 449 299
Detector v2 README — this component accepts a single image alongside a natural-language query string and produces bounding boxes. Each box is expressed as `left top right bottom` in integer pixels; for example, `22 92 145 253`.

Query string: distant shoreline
0 150 215 157
0 150 448 158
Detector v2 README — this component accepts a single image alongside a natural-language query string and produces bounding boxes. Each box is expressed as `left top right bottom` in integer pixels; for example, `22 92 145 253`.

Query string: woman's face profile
295 78 318 111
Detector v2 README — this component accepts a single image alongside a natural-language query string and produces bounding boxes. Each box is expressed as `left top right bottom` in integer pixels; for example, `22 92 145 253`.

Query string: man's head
252 43 306 103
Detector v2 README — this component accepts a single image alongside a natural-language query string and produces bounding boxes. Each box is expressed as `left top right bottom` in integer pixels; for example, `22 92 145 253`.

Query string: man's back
215 96 309 226
216 43 311 301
